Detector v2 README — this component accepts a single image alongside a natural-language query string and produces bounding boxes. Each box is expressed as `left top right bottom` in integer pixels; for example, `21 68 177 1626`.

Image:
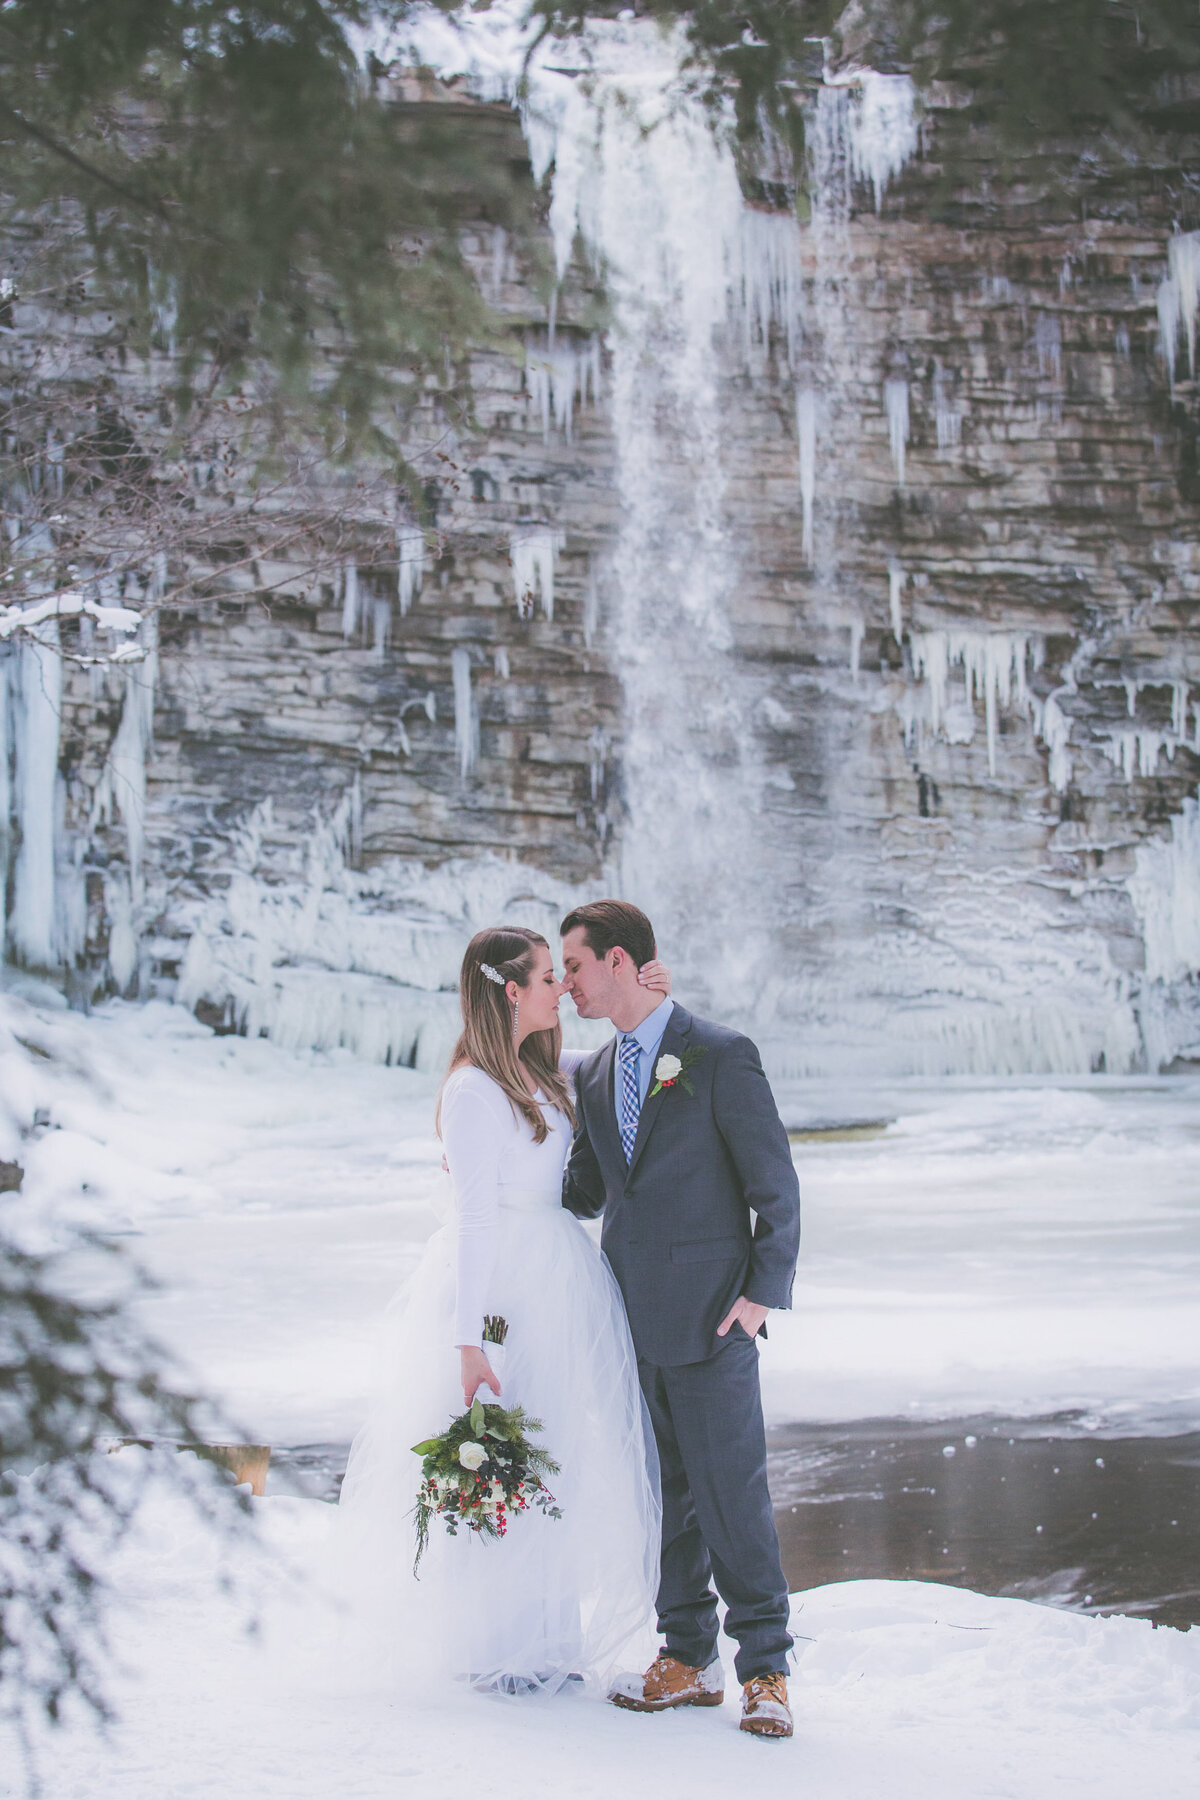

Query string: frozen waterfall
10 1 1200 1085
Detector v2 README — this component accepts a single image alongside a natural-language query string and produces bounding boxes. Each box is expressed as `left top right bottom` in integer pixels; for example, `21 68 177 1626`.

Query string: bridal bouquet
411 1316 562 1574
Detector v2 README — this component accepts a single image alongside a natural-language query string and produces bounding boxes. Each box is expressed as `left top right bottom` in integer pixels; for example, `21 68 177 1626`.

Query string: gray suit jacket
564 1004 801 1366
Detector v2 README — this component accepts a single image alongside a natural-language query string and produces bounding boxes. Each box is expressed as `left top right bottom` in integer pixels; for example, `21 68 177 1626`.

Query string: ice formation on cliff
933 361 962 449
810 67 919 218
524 333 602 441
340 562 361 639
451 646 478 778
888 564 906 642
397 526 426 616
509 528 564 619
908 630 1041 777
175 796 602 1068
1157 230 1200 386
8 630 62 969
1131 797 1200 985
884 377 910 486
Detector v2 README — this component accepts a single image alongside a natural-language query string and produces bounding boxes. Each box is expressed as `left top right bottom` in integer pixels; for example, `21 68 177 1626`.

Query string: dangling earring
512 996 519 1040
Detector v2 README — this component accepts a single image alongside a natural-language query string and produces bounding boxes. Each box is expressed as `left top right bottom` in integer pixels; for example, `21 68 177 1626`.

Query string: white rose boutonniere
649 1045 706 1098
458 1440 487 1471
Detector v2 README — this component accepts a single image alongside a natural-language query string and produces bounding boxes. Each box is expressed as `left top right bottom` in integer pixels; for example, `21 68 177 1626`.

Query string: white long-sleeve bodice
441 1054 588 1349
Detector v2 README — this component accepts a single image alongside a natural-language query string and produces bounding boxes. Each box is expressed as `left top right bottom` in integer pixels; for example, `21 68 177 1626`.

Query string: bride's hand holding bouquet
410 1316 563 1574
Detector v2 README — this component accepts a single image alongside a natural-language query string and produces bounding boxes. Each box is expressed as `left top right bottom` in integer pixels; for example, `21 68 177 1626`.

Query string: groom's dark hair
560 899 656 969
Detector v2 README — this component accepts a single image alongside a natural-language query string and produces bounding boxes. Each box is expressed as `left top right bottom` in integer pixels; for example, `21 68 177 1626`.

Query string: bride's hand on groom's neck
637 960 671 995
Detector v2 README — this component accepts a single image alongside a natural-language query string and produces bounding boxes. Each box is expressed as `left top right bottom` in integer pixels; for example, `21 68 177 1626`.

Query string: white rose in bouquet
655 1053 683 1082
458 1441 487 1471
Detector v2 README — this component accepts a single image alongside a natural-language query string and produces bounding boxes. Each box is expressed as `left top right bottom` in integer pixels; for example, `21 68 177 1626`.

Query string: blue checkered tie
618 1034 641 1165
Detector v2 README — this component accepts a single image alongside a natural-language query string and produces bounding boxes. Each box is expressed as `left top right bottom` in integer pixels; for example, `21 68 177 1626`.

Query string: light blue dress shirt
614 995 676 1140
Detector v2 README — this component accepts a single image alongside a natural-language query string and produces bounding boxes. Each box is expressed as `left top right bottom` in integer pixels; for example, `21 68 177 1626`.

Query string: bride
337 924 665 1696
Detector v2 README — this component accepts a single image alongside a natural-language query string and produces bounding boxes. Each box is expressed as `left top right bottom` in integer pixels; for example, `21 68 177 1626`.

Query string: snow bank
5 1483 1195 1800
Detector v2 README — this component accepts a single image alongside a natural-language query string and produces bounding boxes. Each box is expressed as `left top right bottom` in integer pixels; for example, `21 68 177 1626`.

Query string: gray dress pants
638 1327 793 1683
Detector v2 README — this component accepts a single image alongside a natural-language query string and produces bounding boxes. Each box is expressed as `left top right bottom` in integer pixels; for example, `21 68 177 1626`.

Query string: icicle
588 725 607 801
909 630 1039 776
0 650 9 946
796 388 816 564
348 771 363 866
1157 231 1200 386
583 558 600 647
451 647 477 778
1157 273 1181 387
510 529 565 619
848 618 865 684
524 334 601 442
884 379 909 486
397 526 425 615
341 563 361 639
933 363 961 449
493 646 510 679
888 564 905 642
738 210 803 366
1039 695 1073 793
1034 313 1062 381
1101 729 1177 783
1130 796 1200 984
372 595 392 662
843 71 919 212
490 225 508 299
1172 681 1189 740
108 616 158 906
9 628 62 968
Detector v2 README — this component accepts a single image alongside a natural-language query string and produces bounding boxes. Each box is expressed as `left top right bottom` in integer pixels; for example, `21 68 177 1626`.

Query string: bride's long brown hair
437 926 575 1144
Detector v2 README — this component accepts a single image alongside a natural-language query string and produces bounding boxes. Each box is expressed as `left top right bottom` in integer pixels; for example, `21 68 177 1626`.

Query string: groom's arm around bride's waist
563 1097 606 1219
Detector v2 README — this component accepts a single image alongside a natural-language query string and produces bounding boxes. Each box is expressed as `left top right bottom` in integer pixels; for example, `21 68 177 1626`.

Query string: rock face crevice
4 47 1200 1075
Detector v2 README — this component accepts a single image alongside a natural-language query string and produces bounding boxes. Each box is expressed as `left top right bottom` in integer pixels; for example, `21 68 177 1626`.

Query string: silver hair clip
479 962 505 985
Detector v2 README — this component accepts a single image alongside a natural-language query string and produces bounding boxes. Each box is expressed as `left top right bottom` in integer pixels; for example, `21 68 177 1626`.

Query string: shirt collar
624 994 675 1055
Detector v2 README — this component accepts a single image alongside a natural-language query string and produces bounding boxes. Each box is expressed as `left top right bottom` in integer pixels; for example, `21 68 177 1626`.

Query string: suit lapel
585 1036 626 1185
626 1005 693 1184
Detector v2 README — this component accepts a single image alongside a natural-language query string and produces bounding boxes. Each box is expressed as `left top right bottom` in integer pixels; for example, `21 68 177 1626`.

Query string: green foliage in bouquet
410 1395 561 1575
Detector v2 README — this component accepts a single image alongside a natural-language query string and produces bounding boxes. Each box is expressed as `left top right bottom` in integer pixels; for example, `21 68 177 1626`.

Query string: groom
560 900 801 1740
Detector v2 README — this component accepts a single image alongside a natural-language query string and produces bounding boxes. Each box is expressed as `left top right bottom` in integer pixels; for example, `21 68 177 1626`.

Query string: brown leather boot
609 1652 725 1712
739 1672 793 1738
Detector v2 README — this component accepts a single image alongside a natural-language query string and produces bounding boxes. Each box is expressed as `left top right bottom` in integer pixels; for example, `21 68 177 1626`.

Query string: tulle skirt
334 1195 661 1698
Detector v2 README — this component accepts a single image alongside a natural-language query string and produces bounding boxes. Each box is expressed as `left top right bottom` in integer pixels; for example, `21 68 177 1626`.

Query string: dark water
272 1414 1200 1631
769 1415 1200 1631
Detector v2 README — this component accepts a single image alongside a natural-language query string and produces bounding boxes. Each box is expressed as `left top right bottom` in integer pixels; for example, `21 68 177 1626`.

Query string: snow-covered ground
12 1467 1199 1800
3 989 1198 1795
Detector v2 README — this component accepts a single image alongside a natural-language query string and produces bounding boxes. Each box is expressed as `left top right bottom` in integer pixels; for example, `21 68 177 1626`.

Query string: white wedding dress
336 1056 660 1697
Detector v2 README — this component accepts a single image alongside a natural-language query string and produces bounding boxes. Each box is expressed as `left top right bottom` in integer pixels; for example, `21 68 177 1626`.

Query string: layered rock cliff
4 14 1200 1077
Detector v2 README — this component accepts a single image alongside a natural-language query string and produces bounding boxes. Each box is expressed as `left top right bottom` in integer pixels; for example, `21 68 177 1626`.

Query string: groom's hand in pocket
717 1296 769 1341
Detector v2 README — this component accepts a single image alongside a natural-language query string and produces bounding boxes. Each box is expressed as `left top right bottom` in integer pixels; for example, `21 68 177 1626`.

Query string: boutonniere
649 1045 705 1098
